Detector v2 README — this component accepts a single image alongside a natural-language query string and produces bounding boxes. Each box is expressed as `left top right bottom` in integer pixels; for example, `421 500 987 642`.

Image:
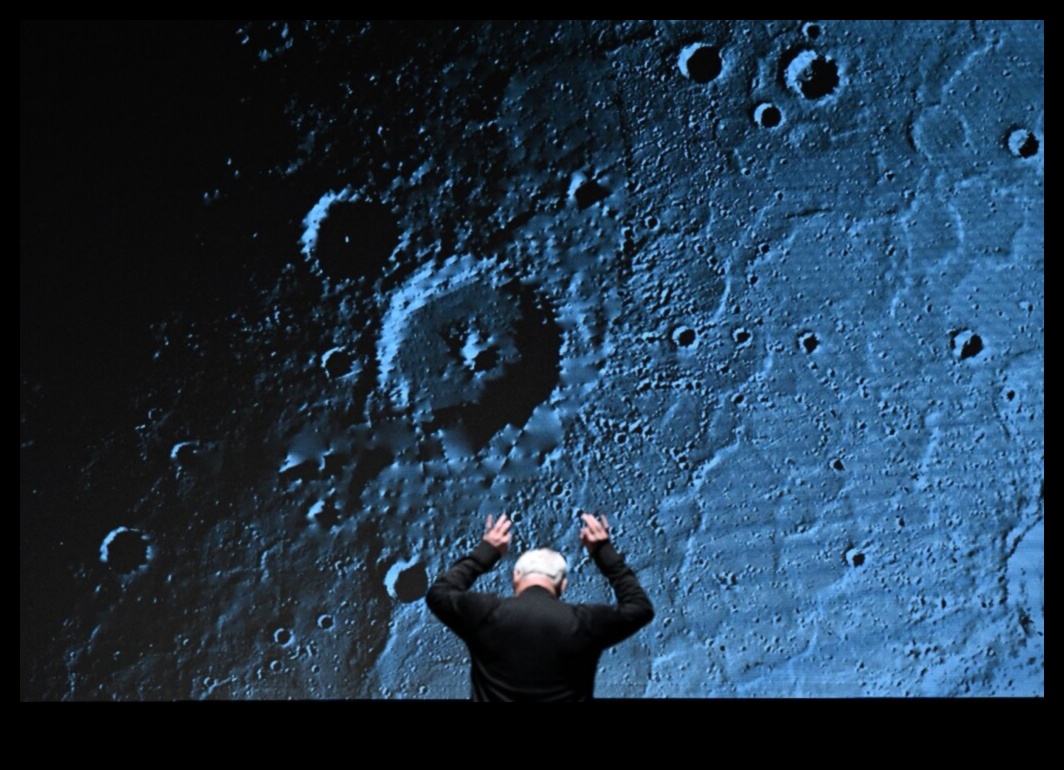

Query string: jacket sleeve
581 541 655 649
425 540 503 639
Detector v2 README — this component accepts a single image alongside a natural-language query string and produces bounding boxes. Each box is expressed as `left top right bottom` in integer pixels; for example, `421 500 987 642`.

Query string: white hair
513 548 568 588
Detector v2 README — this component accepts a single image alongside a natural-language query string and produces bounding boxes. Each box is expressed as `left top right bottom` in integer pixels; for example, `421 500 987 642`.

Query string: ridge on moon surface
20 20 1042 699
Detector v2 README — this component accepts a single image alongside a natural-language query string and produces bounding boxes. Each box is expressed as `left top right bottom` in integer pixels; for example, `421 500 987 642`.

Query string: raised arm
482 514 513 555
579 513 611 554
425 515 511 638
578 513 655 648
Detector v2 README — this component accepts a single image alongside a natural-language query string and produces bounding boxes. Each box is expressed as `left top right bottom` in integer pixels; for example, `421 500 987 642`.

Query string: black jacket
426 539 654 701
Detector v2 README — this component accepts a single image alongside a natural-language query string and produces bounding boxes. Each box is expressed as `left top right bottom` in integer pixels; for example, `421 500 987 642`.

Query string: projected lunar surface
21 20 1043 699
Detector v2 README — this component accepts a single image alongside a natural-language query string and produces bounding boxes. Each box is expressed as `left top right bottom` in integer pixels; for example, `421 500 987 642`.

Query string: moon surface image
21 20 1043 699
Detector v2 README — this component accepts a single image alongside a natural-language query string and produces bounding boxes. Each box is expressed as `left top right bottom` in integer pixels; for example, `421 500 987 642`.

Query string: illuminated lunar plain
20 20 1042 699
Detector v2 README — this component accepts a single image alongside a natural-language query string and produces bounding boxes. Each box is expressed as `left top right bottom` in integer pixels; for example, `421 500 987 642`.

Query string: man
426 512 654 701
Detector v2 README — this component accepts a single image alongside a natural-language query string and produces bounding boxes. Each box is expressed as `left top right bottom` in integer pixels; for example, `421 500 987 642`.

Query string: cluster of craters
678 21 841 134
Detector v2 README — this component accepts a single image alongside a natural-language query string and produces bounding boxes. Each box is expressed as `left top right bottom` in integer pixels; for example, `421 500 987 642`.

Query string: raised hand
483 514 513 556
579 513 610 553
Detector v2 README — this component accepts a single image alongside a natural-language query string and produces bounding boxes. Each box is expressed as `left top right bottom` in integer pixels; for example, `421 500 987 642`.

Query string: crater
385 557 430 603
782 49 840 99
672 325 697 348
573 179 610 210
100 527 150 573
950 328 984 361
302 193 400 283
307 499 343 530
379 256 562 454
754 103 783 128
322 348 355 378
844 546 866 568
394 563 428 603
679 43 723 84
799 331 819 354
1006 128 1039 159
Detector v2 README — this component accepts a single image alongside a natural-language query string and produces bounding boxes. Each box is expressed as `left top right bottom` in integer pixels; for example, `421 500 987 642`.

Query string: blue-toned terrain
21 20 1043 699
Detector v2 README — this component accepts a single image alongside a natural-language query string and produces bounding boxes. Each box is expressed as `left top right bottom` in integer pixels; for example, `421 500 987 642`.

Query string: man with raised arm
426 513 654 701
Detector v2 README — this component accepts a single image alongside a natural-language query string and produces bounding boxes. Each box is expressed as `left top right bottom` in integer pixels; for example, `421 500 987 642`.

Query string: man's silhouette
426 513 654 701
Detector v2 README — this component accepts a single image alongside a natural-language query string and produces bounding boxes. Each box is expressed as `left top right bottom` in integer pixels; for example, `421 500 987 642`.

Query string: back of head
513 548 568 590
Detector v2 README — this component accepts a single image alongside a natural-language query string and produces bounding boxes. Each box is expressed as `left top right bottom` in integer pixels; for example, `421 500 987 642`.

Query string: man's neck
515 575 559 597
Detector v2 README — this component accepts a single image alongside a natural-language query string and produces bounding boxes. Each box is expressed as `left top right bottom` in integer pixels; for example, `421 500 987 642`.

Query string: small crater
1006 128 1039 159
844 547 866 567
170 441 200 465
100 527 150 573
308 500 342 530
394 562 428 603
783 49 839 100
273 627 293 646
574 179 610 210
322 348 354 378
672 325 697 348
754 103 783 128
831 458 845 471
799 331 820 353
314 201 399 282
732 327 752 346
961 335 983 359
679 43 723 84
802 22 822 40
473 347 500 373
386 557 429 603
317 613 335 630
950 328 984 361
